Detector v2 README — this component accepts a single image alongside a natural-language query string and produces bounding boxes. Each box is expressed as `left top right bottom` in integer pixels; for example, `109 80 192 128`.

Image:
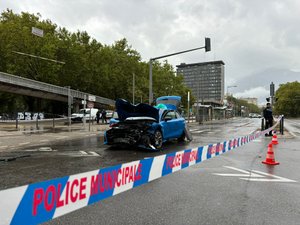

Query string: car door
161 110 177 139
173 111 185 137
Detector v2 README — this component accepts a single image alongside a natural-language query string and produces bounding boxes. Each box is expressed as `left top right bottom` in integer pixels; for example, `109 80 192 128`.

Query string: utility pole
66 86 71 126
132 73 135 104
270 82 275 105
187 91 190 123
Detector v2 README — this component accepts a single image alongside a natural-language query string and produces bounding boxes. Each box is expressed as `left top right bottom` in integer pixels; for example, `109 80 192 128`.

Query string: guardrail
0 72 115 105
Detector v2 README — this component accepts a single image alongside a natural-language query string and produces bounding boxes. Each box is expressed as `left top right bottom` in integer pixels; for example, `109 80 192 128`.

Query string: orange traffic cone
272 134 279 145
262 143 279 165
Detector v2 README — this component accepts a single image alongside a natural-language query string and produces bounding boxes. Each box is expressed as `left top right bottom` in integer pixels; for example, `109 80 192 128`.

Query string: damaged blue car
104 96 192 150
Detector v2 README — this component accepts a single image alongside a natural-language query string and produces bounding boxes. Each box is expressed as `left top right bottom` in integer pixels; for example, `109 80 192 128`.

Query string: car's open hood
116 99 159 122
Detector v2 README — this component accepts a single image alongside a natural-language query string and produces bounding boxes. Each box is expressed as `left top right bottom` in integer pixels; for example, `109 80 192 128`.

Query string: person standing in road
263 103 273 136
96 109 101 124
101 109 107 124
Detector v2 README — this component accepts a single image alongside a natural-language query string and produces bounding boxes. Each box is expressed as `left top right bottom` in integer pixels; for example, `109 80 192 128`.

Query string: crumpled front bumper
104 128 157 150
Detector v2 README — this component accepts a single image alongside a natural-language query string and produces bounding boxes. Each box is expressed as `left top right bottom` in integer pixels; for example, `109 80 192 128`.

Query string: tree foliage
227 95 261 115
0 9 191 114
274 81 300 117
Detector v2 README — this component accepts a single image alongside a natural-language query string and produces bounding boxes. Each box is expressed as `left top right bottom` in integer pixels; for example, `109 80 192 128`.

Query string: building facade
176 61 225 106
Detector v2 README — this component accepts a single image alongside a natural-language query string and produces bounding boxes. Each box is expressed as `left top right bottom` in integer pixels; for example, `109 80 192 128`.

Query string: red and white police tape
0 117 282 225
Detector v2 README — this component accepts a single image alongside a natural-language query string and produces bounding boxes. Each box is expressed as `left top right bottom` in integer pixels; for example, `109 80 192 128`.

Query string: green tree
274 81 300 117
0 9 192 114
227 96 260 116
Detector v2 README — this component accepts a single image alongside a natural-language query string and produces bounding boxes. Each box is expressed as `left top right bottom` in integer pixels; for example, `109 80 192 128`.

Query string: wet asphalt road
0 118 257 189
1 118 300 225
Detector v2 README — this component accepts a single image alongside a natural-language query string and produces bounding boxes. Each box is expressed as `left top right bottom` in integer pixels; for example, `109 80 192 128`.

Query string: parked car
106 110 114 119
104 96 192 150
249 113 262 118
109 111 119 127
71 108 98 122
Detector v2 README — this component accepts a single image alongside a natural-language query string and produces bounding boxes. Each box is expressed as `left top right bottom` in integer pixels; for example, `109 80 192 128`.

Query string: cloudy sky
1 0 300 104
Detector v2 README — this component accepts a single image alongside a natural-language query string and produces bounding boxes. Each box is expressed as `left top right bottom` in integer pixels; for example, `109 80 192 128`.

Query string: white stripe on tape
0 185 28 225
201 145 209 161
53 170 99 218
113 160 141 195
188 148 198 167
172 150 185 173
148 155 166 182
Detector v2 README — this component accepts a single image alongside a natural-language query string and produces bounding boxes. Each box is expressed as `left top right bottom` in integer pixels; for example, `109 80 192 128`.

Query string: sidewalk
0 121 110 152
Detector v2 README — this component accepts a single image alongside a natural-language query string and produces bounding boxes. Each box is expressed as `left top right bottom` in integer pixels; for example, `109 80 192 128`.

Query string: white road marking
214 166 264 178
189 129 199 132
79 151 99 156
89 151 100 156
18 142 30 146
191 129 211 134
241 170 297 182
80 151 88 155
289 131 297 137
40 140 49 142
194 130 207 134
55 136 68 140
0 145 8 149
214 166 297 183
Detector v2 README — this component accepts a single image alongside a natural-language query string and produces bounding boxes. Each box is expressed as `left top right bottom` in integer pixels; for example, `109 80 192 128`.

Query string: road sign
87 101 94 108
88 95 96 102
32 27 44 37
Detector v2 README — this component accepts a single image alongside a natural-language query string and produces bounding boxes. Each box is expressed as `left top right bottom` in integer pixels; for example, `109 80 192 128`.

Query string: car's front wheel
153 130 163 149
178 131 185 142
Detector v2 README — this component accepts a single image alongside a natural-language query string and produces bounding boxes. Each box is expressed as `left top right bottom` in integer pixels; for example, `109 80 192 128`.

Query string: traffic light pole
149 38 210 104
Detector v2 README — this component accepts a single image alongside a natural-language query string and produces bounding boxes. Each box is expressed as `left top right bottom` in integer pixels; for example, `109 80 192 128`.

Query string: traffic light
205 37 211 52
266 97 270 102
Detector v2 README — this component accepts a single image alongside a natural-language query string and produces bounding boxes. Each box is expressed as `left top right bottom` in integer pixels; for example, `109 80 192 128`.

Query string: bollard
36 115 39 130
280 115 284 135
261 118 265 131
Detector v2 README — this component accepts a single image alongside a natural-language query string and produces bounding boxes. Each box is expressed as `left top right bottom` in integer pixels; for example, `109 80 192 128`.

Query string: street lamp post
226 86 237 118
227 85 237 96
132 73 135 104
64 86 72 126
149 37 211 104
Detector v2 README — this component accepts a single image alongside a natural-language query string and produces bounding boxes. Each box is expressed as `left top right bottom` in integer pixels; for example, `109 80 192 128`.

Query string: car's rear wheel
153 130 163 149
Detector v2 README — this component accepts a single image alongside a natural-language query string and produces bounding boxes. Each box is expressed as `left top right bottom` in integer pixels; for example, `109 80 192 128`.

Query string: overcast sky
1 0 300 104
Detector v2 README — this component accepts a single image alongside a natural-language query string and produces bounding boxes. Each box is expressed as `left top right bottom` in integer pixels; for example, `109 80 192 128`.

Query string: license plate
114 138 129 143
